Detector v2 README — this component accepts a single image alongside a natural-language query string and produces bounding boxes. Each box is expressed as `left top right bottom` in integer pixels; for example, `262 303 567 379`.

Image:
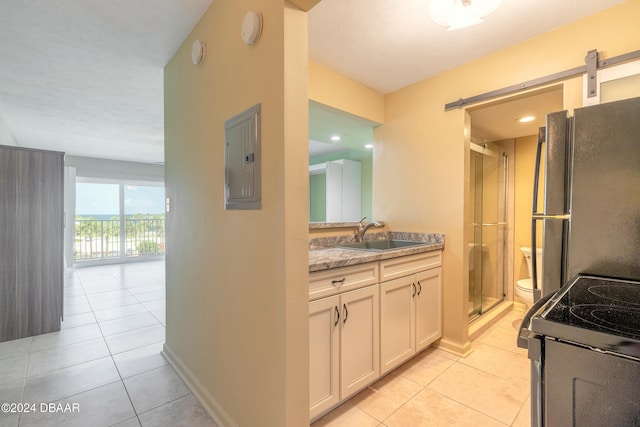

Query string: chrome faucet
356 217 381 242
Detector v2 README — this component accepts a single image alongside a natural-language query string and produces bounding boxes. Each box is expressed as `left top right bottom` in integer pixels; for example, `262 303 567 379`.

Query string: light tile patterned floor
1 261 531 427
312 310 531 427
0 261 217 427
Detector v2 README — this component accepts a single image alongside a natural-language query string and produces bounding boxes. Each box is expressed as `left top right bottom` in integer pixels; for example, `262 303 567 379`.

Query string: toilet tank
521 247 543 286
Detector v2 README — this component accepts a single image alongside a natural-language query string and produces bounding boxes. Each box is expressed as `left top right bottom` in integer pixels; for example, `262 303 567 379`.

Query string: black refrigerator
518 96 640 427
531 95 640 301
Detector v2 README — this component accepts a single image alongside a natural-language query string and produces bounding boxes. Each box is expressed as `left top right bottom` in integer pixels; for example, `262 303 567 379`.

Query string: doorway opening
467 85 564 323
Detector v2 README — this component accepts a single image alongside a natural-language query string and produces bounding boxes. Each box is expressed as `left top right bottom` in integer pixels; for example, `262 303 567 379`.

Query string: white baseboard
162 343 237 427
435 337 473 357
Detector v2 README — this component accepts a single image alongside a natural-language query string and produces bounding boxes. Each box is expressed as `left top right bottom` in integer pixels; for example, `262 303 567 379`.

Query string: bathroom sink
336 239 428 251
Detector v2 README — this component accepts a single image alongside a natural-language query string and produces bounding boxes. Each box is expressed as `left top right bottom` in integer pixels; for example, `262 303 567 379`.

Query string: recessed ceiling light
330 135 341 141
364 144 374 149
517 115 536 123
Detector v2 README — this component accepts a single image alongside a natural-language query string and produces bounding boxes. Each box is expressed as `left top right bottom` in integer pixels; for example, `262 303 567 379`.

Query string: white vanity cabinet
309 249 442 420
379 252 442 374
309 295 340 416
309 263 380 420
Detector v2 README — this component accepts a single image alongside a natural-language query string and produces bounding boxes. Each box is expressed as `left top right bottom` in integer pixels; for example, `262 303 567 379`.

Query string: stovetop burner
531 275 640 359
588 283 640 307
569 304 640 338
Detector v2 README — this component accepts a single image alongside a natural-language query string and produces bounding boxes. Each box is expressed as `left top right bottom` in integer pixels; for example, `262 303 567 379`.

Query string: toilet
516 247 542 308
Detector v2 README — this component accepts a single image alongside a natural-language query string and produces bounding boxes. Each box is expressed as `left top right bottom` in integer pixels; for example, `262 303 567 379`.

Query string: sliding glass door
74 180 165 264
123 185 165 257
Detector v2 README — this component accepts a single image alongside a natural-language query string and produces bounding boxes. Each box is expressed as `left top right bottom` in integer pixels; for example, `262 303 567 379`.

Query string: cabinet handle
334 306 340 326
412 283 417 297
417 281 422 295
343 303 348 324
331 278 346 286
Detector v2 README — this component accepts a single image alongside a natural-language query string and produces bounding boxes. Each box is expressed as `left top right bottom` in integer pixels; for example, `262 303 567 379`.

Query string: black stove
530 275 640 360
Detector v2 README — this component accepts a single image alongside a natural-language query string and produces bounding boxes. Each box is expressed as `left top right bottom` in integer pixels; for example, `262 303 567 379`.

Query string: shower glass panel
469 142 506 321
469 150 483 318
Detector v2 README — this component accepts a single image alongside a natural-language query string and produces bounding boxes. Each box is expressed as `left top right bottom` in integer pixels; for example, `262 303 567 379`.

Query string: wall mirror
308 101 379 222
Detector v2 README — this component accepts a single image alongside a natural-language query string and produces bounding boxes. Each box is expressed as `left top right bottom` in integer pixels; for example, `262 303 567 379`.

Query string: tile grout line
69 266 158 426
425 387 511 426
88 267 151 427
10 263 167 427
15 337 33 427
89 263 166 427
510 394 530 427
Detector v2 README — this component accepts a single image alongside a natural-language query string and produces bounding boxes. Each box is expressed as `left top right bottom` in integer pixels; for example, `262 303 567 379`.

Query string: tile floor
0 261 217 427
312 309 531 427
2 261 531 427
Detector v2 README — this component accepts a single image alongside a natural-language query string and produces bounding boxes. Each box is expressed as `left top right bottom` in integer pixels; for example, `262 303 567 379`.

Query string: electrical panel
224 103 261 210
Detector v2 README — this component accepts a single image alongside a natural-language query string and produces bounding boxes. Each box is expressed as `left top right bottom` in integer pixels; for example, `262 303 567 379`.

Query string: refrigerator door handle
531 128 546 293
532 214 571 219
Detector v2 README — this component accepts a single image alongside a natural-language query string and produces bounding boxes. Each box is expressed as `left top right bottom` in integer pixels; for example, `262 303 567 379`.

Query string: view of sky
76 183 165 215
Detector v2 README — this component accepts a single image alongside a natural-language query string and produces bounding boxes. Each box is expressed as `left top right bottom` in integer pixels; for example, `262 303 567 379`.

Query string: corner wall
375 1 640 354
163 1 308 426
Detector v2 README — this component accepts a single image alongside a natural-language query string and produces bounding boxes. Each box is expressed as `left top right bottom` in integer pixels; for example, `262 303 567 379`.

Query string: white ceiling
0 0 211 164
0 0 625 163
308 0 625 94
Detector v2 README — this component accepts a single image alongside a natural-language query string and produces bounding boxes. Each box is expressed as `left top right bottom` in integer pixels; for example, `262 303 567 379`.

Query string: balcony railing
74 218 165 261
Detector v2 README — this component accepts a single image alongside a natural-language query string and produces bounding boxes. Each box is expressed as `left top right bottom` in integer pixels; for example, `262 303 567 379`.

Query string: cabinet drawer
379 251 442 282
309 262 379 301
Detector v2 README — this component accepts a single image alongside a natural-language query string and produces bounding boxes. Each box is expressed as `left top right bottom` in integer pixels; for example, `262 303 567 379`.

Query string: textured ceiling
0 0 212 164
308 0 625 94
0 0 626 163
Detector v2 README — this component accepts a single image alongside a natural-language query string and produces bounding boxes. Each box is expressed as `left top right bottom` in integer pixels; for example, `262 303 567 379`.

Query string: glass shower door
469 150 483 318
469 143 506 321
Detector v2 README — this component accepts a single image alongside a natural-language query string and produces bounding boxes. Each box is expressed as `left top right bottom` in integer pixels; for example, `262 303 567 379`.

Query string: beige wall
163 1 308 426
308 60 384 124
162 0 640 422
375 0 640 354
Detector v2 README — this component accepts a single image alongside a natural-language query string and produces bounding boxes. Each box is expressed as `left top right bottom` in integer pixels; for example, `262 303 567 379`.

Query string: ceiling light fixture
330 135 341 141
428 0 503 31
518 115 536 123
364 144 374 149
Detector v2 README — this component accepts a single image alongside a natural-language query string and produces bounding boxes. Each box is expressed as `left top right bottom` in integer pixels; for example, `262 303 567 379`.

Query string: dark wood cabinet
0 145 64 342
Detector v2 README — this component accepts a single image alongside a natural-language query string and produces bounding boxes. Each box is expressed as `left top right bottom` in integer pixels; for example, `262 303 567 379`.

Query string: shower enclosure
468 141 508 321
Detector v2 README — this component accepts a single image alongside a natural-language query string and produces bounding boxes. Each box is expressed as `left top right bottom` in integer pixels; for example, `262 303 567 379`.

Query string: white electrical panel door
225 104 261 210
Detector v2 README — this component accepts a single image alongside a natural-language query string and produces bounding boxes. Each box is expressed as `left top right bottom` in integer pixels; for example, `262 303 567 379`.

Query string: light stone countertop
309 232 444 272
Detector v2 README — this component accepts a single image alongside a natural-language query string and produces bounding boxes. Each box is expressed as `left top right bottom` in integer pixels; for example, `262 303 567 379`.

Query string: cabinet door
380 276 415 375
340 285 379 400
309 295 340 419
39 151 64 333
0 147 18 342
415 267 442 352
